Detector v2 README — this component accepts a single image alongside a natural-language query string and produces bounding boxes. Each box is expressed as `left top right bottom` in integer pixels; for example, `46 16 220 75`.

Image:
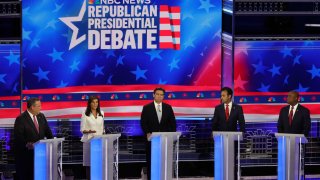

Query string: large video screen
0 44 20 124
22 0 222 119
234 41 320 121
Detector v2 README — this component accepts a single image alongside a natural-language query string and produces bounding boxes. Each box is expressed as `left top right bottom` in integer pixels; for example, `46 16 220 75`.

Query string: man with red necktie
277 91 311 137
14 97 53 180
212 87 246 133
212 87 246 180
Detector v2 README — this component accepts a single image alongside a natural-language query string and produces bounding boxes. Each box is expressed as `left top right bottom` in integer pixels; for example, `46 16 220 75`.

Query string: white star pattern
59 0 86 50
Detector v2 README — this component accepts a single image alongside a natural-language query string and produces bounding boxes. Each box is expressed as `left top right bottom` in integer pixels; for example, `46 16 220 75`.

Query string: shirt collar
27 110 35 119
291 103 299 109
224 101 232 108
154 101 162 107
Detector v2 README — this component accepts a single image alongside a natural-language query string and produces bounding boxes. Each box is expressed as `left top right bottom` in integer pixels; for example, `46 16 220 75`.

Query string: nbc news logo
88 0 100 4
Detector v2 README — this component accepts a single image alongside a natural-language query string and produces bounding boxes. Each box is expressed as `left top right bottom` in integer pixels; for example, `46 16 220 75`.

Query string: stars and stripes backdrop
234 41 320 121
16 0 222 124
0 44 20 124
2 1 320 125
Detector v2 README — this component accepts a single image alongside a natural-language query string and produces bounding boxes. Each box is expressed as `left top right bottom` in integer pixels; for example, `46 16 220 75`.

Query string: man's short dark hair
289 90 300 99
221 87 233 97
27 97 40 108
153 87 165 94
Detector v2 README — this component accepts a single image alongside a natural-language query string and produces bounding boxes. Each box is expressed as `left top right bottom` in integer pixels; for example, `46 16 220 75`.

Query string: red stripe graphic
242 104 320 115
160 6 181 13
159 42 174 49
169 7 181 13
236 92 320 96
0 109 20 118
22 85 219 94
159 18 180 25
0 96 20 100
159 42 180 50
159 30 180 38
160 5 169 11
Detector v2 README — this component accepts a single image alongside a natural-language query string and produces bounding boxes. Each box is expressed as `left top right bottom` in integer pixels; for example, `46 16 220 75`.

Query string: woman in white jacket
80 95 104 179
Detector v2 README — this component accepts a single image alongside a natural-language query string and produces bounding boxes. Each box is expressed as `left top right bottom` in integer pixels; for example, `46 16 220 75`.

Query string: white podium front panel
34 137 65 180
275 133 308 180
149 132 181 180
90 134 121 180
212 131 243 180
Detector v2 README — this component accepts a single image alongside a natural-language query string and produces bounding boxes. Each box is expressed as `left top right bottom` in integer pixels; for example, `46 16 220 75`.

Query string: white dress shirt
80 110 104 142
27 110 39 125
154 101 162 122
288 103 298 117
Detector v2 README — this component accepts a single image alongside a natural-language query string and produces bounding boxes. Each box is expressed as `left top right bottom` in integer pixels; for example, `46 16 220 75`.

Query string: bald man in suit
277 91 311 136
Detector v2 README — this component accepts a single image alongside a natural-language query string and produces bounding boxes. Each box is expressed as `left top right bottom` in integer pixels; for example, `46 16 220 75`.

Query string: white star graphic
59 0 86 50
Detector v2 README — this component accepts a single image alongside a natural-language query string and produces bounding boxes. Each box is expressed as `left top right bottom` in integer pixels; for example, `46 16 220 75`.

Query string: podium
212 131 243 180
90 134 121 180
148 132 182 180
275 133 308 180
34 137 65 180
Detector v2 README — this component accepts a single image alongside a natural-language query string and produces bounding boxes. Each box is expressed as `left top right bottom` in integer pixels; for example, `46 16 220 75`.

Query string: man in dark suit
14 97 53 180
212 87 245 133
277 91 311 136
277 91 311 179
212 87 246 180
140 87 176 180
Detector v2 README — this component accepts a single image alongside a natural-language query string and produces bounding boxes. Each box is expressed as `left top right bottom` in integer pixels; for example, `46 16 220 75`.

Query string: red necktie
33 115 39 133
289 106 294 126
225 104 230 121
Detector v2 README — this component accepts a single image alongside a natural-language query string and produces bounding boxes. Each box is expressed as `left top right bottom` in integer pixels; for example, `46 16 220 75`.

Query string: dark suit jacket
140 102 176 180
277 104 311 137
14 111 53 180
140 102 176 135
212 103 246 133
